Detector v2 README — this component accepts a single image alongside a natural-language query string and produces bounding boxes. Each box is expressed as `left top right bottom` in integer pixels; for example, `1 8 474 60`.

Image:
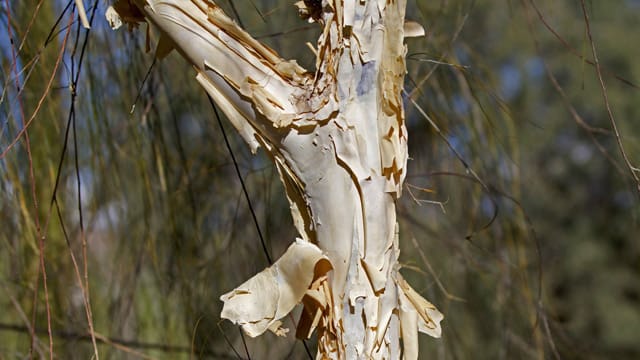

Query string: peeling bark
109 1 443 358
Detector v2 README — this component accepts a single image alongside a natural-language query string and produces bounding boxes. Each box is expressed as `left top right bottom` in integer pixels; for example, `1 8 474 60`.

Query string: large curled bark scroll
108 0 443 358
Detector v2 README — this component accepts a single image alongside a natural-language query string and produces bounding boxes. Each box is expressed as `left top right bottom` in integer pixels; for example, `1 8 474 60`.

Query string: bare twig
3 1 65 357
528 0 640 90
579 0 640 194
519 0 634 187
0 322 241 359
410 237 466 302
0 4 73 160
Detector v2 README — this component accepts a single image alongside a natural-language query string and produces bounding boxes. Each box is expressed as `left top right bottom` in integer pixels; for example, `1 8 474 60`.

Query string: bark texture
109 1 443 358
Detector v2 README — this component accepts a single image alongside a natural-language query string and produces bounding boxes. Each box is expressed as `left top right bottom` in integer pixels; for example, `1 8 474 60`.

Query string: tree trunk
109 0 443 358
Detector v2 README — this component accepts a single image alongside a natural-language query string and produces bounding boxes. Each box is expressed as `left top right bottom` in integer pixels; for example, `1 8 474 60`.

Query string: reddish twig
3 1 55 358
0 7 73 160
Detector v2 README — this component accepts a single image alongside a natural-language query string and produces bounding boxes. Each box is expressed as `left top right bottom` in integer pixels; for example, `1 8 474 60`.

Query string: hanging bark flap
396 274 444 339
220 239 331 337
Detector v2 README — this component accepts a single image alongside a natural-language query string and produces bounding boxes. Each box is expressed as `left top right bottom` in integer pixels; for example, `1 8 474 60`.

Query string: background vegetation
1 0 638 359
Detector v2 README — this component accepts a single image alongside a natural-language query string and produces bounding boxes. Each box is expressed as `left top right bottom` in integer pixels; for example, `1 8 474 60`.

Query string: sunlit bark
109 0 442 358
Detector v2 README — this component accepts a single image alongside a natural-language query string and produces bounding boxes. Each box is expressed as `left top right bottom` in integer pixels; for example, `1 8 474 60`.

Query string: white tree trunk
109 1 443 358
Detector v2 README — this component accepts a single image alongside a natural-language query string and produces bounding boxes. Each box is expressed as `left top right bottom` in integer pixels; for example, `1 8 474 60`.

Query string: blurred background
1 0 638 358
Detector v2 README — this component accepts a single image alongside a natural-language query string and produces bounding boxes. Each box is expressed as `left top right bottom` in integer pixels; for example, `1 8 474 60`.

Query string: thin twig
218 322 245 359
579 0 640 194
404 90 490 192
528 0 640 90
1 282 46 358
0 6 73 160
3 1 58 357
518 0 629 183
0 322 241 359
207 95 273 265
410 237 466 302
408 3 473 100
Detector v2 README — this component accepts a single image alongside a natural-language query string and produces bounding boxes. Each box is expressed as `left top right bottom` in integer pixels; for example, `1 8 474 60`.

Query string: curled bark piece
220 239 332 337
403 21 426 38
